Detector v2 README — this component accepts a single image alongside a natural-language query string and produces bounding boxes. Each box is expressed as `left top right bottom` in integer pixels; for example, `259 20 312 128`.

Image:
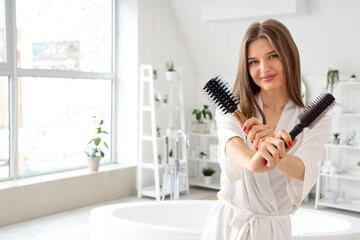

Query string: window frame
0 0 116 180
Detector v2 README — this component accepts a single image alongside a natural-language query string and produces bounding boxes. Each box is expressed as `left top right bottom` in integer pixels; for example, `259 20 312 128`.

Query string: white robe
201 95 330 240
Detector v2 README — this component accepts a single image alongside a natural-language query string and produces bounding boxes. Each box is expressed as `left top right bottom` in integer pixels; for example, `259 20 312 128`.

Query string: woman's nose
260 60 270 73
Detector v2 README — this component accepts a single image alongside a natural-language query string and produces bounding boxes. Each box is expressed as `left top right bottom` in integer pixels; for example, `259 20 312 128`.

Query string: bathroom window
0 0 115 179
0 0 4 62
17 77 112 175
16 0 112 72
0 76 9 179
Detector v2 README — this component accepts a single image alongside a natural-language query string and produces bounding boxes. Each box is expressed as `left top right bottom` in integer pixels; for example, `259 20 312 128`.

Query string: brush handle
234 110 247 125
288 124 304 141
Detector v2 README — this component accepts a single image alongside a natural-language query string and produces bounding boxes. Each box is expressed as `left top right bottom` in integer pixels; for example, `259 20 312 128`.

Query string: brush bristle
202 76 240 114
298 92 335 129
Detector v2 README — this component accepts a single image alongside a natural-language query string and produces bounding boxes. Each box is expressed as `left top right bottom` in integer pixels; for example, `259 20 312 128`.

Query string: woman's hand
241 117 275 151
275 129 297 153
247 137 285 173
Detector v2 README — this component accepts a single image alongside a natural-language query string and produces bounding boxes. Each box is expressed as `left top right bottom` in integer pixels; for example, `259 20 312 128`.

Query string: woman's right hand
247 137 285 173
241 117 275 151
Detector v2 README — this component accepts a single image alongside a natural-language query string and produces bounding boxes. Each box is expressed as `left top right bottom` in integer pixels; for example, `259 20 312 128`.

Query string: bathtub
89 200 360 240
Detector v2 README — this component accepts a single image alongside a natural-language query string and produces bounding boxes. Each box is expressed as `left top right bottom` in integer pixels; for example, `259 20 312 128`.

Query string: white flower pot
333 138 340 145
196 123 208 133
165 71 179 81
88 156 101 172
204 176 212 185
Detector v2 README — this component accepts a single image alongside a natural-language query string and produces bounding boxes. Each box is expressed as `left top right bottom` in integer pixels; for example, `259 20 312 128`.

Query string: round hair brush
288 92 335 140
202 76 247 125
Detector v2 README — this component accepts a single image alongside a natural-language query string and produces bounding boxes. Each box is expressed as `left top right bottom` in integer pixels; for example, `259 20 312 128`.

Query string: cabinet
315 82 360 212
187 130 221 190
137 65 189 201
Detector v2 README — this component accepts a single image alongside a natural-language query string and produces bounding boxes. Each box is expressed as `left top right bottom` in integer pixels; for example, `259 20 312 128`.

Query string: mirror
301 80 306 106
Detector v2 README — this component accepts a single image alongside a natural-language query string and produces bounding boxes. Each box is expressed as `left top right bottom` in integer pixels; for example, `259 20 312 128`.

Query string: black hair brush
203 76 335 158
202 76 248 125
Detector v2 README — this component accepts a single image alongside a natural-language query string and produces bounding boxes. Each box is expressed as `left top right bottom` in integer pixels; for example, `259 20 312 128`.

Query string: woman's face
247 38 286 93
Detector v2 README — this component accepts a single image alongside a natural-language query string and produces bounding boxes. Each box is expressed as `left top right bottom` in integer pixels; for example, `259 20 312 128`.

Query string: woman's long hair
233 19 304 124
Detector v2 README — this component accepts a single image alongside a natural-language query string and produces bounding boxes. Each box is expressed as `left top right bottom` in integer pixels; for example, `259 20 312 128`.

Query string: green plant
192 105 213 124
85 116 109 158
351 74 356 78
333 132 340 139
200 152 207 157
169 149 173 158
165 61 176 72
158 154 162 160
156 127 161 132
326 69 339 94
202 167 216 176
357 161 360 167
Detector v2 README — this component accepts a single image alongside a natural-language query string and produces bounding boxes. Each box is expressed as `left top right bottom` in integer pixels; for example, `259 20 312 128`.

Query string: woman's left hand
241 117 275 151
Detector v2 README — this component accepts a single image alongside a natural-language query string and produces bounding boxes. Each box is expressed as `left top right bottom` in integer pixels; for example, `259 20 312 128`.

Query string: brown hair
232 19 304 124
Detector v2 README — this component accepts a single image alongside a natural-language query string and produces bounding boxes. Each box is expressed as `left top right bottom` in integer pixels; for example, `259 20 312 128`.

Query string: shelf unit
315 81 360 212
137 65 189 201
187 131 220 190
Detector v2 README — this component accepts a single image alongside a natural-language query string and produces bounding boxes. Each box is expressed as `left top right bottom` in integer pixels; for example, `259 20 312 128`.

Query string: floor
0 187 359 240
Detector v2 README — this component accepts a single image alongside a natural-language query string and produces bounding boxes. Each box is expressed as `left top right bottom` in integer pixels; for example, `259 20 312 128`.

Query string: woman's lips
261 74 276 82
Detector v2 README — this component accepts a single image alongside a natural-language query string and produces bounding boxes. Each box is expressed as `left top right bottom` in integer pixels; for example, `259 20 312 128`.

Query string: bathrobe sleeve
285 115 331 205
215 109 247 183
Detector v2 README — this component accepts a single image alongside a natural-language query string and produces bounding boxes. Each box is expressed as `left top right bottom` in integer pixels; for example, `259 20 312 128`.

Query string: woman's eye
248 60 257 65
270 54 279 59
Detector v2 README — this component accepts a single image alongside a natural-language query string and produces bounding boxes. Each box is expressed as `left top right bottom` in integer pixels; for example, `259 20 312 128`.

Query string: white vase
88 156 101 171
204 176 212 185
165 71 179 81
196 123 208 133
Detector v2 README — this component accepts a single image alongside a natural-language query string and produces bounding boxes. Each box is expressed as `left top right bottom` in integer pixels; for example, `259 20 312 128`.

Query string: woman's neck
260 89 289 112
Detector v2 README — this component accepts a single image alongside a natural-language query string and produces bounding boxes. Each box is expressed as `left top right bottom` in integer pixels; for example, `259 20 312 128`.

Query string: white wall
169 0 360 106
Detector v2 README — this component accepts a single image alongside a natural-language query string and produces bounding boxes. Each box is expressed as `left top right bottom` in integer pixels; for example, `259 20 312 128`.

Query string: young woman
201 19 330 240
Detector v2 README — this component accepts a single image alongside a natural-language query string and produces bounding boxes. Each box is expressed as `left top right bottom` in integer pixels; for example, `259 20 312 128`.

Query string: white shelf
331 113 360 117
320 171 360 181
188 157 218 163
142 159 187 169
189 132 217 137
317 198 360 212
325 143 360 150
152 80 182 84
338 81 360 86
141 185 188 198
189 177 220 190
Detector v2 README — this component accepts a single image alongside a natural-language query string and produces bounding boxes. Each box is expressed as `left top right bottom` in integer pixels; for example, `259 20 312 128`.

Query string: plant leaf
94 137 101 146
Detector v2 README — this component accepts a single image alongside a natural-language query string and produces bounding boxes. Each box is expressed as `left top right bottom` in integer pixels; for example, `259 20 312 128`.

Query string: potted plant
192 105 213 133
326 69 339 94
85 116 109 171
158 154 162 164
350 74 357 82
202 167 216 185
153 69 158 80
200 151 207 159
156 127 161 138
332 132 340 145
165 61 179 81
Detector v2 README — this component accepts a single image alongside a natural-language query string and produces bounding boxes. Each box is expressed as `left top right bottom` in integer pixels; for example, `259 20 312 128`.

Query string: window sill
0 163 136 190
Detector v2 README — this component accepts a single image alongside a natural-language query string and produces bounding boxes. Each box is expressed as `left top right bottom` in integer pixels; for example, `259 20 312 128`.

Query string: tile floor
0 187 359 240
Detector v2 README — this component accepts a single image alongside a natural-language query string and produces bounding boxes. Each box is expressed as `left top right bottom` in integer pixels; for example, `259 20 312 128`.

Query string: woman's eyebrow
266 50 277 55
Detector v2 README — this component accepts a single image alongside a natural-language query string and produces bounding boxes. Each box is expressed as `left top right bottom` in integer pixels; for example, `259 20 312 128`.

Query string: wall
169 0 360 106
0 166 136 227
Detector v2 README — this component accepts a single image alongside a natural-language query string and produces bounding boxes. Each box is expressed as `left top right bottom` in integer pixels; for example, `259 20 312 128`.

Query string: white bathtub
89 200 360 240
